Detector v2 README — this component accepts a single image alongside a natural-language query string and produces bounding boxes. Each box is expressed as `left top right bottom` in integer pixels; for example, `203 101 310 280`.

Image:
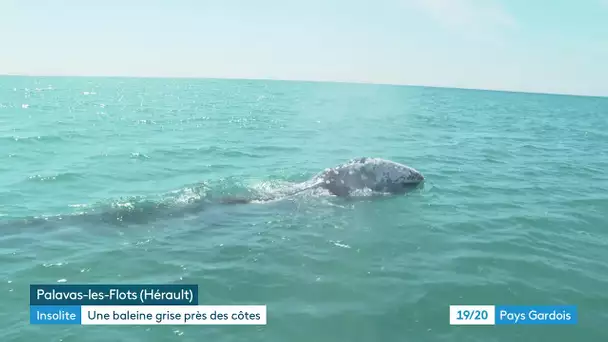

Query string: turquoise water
1 75 607 341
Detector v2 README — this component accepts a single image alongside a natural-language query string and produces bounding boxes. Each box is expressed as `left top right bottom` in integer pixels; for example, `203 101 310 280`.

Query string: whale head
373 158 425 188
307 157 425 197
396 163 425 183
325 157 425 195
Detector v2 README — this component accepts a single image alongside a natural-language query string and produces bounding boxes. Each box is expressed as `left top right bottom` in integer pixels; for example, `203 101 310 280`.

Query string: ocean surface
0 75 607 342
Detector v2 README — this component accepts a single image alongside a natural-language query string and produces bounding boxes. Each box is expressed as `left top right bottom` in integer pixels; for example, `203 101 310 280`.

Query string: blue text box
495 305 577 325
30 284 198 306
30 305 81 324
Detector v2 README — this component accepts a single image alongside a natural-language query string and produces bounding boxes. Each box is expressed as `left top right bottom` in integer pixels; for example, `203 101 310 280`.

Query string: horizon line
1 72 606 99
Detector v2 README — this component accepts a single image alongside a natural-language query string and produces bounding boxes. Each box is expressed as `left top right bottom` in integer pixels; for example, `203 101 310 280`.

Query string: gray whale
0 158 424 228
221 157 424 203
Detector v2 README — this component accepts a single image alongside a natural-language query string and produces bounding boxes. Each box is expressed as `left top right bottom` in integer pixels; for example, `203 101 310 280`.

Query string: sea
0 75 607 342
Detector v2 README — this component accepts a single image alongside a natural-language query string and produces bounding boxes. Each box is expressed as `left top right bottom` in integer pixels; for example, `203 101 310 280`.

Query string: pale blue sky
1 0 607 96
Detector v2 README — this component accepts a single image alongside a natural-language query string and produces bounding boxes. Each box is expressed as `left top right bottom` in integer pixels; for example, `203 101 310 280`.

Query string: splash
0 168 424 229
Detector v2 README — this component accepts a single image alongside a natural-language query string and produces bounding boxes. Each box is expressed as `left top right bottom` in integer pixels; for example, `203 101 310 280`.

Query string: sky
0 0 607 96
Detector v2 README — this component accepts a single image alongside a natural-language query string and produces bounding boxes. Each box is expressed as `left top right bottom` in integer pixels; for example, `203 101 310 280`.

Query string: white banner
80 305 267 325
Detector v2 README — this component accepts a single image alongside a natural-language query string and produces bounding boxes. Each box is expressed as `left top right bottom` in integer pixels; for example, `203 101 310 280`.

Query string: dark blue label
495 305 577 325
30 305 81 324
30 284 198 305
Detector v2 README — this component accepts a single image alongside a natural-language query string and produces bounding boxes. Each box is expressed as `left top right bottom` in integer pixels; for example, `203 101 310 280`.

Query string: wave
24 172 84 183
0 134 69 144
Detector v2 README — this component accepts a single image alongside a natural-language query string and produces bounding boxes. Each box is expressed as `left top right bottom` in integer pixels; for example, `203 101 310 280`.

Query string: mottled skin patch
312 157 425 197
